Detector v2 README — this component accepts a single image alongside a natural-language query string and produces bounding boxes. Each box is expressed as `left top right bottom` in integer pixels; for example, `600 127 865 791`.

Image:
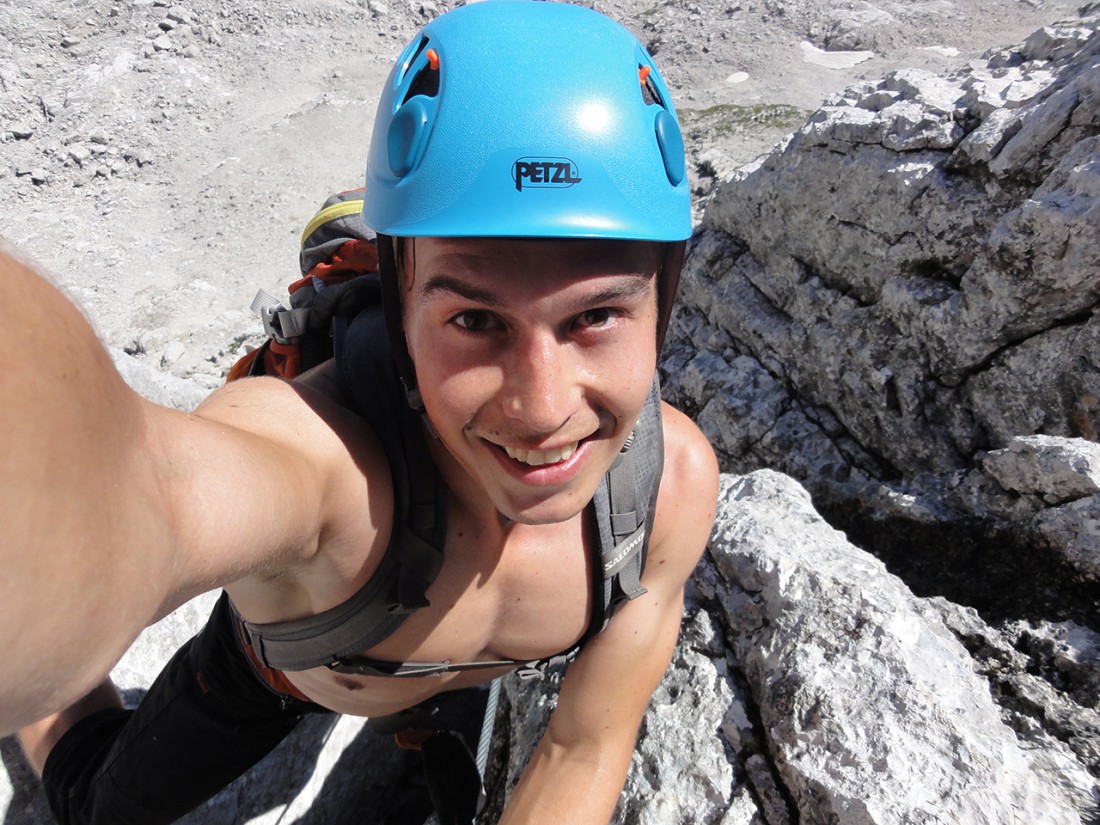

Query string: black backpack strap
237 302 447 671
291 274 381 371
336 301 447 602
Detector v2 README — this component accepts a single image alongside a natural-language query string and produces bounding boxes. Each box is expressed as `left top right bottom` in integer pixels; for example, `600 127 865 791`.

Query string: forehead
404 237 661 296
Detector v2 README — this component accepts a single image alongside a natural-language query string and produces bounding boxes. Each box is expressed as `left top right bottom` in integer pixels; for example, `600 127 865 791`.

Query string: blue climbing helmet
362 0 690 241
362 0 691 406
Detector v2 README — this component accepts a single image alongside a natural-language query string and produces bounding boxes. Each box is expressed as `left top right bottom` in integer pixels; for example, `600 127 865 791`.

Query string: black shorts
41 592 329 825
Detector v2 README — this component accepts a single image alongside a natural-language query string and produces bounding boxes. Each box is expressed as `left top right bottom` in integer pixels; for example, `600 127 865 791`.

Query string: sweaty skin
6 239 718 824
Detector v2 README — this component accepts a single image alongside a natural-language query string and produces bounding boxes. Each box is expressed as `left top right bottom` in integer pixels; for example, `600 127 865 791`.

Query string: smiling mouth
502 442 579 467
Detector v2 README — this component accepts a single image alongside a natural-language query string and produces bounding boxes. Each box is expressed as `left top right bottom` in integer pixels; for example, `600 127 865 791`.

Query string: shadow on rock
822 501 1100 628
290 723 434 825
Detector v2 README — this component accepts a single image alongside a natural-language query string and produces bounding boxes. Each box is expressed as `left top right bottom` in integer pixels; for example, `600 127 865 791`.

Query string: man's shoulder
194 367 396 573
197 362 372 459
196 372 331 455
648 401 719 567
659 401 718 490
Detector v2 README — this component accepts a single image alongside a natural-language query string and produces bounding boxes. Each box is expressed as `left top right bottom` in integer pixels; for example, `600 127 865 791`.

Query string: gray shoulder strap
590 378 664 634
237 528 440 671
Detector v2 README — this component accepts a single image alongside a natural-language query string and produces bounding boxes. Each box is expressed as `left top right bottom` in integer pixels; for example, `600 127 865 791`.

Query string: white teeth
503 442 577 466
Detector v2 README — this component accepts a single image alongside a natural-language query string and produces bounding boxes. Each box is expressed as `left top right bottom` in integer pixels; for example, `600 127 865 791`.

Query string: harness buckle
251 289 310 345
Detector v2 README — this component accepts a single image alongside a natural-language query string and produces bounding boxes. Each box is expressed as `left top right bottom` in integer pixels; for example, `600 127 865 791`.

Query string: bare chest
283 509 596 714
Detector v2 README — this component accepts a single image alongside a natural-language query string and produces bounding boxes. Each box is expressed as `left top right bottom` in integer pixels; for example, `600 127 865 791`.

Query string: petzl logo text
512 157 582 192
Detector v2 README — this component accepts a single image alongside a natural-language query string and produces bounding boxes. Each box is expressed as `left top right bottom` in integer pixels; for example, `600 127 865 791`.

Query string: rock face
663 10 1100 618
641 7 1100 824
494 472 1099 824
661 9 1100 586
665 11 1100 488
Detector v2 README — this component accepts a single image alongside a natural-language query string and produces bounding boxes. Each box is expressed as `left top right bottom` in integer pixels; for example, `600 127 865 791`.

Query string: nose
500 330 578 434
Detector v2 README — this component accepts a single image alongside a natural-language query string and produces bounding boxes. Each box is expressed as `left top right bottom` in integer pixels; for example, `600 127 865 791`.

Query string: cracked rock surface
654 8 1100 823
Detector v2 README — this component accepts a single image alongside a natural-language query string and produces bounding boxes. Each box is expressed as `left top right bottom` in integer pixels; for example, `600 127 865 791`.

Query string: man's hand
498 403 719 824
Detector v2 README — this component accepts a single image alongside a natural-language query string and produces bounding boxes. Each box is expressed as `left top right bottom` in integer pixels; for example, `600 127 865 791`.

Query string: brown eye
579 308 615 328
453 310 496 332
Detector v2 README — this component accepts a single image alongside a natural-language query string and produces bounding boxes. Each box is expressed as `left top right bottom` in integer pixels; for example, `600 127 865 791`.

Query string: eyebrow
584 275 655 306
418 272 654 308
420 274 506 306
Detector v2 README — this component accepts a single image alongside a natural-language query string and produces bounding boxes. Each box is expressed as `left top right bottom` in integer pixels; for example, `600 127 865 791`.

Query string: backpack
227 190 662 678
226 187 379 382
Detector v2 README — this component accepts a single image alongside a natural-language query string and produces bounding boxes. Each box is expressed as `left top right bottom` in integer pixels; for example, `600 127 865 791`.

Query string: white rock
111 347 207 410
711 471 1084 823
799 40 875 69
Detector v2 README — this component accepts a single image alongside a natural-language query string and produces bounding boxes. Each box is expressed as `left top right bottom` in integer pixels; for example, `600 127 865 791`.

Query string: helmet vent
639 65 665 108
402 62 440 104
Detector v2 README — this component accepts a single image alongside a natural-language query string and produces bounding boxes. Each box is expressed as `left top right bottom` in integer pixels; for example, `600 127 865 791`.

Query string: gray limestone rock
814 2 895 52
656 8 1100 816
709 471 1086 824
984 435 1100 504
1037 496 1100 580
667 11 1100 481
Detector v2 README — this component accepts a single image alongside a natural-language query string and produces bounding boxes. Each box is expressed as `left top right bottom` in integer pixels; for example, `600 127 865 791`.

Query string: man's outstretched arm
498 403 719 824
0 250 184 732
0 250 379 734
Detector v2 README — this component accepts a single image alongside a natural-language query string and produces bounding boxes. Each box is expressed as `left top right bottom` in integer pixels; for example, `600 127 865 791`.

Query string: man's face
402 237 660 526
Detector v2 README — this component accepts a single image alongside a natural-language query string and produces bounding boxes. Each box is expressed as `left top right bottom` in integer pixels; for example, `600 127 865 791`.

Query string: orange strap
235 619 313 703
395 728 436 750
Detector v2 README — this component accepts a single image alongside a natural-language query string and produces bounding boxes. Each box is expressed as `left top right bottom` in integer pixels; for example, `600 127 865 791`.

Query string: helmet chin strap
656 240 686 353
377 233 426 414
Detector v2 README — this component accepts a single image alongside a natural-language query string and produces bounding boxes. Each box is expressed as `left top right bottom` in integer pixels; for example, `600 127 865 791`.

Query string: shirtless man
4 3 718 823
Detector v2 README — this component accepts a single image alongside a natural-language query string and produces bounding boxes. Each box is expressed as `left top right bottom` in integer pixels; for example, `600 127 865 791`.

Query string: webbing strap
330 645 580 680
250 289 313 345
608 448 638 542
240 529 441 671
610 510 638 536
586 378 663 635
